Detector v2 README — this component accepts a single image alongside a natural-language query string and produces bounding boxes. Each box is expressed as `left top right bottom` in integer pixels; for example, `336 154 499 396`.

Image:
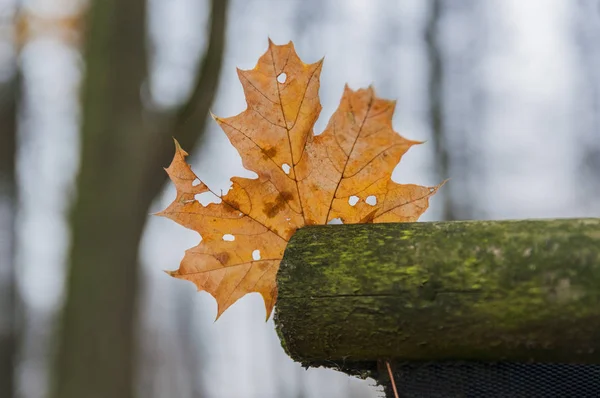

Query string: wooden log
274 218 600 371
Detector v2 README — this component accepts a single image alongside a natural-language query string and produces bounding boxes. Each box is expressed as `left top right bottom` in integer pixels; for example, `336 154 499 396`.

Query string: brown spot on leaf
262 147 277 160
214 252 229 264
263 191 294 218
225 200 241 213
278 191 294 203
263 201 283 218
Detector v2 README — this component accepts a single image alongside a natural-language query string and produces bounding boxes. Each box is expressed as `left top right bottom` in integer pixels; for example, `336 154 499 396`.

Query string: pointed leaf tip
172 137 181 149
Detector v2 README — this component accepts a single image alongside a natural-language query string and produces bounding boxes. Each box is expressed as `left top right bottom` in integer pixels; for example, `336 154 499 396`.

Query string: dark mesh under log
383 362 600 398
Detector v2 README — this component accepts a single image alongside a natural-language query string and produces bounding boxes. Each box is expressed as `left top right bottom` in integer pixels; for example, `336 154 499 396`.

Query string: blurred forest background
1 0 599 397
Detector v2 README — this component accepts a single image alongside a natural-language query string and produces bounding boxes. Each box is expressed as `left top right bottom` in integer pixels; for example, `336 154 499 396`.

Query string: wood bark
275 218 600 372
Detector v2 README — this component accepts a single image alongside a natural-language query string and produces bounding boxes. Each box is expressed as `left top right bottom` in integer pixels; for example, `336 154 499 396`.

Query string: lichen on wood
274 218 600 370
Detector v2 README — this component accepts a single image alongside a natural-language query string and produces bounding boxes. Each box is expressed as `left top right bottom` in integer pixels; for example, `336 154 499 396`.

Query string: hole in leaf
430 187 436 192
277 73 287 83
195 192 222 206
282 163 291 174
222 234 235 242
252 249 261 261
328 218 343 225
366 195 377 206
348 196 359 206
192 178 202 187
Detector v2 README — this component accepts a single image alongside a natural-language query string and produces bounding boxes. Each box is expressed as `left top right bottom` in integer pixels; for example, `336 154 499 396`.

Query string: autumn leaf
158 40 442 319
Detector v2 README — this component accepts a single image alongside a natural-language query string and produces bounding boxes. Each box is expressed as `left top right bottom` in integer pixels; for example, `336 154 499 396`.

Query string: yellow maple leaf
158 40 442 319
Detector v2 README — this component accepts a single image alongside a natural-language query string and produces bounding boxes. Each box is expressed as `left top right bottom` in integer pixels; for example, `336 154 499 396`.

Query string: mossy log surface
274 218 600 368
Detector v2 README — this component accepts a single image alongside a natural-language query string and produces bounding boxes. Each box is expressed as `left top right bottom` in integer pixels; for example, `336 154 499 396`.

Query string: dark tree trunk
425 0 455 221
51 0 148 396
51 0 229 397
0 54 20 398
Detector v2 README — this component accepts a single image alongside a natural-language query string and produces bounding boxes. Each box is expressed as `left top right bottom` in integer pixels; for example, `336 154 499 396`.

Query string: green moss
275 218 600 367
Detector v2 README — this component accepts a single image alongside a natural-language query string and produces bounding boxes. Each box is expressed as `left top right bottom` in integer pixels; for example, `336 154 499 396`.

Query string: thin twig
386 361 399 398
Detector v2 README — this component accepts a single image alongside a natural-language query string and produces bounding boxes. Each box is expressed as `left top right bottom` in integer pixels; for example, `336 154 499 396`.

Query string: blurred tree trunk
425 0 454 221
52 0 228 397
51 0 148 396
425 0 484 221
0 53 20 398
573 0 600 212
